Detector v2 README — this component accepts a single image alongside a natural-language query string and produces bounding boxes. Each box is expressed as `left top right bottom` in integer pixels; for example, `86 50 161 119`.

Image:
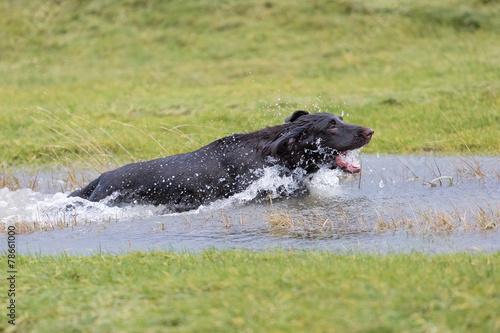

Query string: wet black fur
69 111 374 212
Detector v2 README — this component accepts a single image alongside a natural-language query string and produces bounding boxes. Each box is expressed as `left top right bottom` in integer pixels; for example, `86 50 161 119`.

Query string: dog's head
271 110 374 173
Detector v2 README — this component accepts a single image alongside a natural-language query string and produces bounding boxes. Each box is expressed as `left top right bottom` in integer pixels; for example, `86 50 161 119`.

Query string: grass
374 200 499 234
263 198 499 237
1 0 500 168
1 250 498 333
2 1 500 331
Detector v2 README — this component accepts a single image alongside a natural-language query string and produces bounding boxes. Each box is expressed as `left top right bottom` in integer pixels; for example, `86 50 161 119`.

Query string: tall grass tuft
374 201 499 235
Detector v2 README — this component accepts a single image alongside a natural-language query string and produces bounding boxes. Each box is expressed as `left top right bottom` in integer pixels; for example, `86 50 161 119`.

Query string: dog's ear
285 110 309 123
269 126 307 155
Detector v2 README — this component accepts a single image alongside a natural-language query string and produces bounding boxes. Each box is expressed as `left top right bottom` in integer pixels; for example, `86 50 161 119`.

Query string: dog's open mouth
335 149 362 173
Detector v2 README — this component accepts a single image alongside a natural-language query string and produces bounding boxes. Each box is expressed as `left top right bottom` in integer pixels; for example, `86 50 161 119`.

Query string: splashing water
335 148 362 173
307 168 342 198
191 165 341 212
0 165 343 228
0 187 164 228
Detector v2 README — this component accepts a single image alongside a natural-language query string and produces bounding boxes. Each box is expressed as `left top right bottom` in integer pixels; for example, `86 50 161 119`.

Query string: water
1 155 499 255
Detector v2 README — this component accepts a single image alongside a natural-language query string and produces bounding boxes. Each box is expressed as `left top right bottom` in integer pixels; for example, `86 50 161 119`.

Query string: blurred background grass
2 0 499 168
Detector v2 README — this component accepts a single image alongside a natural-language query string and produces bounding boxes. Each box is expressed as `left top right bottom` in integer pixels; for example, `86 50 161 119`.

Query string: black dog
69 111 373 211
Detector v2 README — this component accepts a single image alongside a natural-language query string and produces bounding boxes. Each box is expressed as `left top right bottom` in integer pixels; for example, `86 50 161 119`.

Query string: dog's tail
68 176 100 200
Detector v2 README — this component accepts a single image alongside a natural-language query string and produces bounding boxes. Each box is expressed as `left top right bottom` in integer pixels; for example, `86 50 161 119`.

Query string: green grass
2 2 500 331
2 0 499 168
3 250 498 332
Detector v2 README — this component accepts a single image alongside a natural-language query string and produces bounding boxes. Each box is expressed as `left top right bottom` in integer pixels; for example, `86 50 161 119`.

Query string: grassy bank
3 250 498 332
2 0 500 169
2 2 499 331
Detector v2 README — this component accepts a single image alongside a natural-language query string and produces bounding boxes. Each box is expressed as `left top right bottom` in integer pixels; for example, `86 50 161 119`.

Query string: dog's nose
363 127 374 138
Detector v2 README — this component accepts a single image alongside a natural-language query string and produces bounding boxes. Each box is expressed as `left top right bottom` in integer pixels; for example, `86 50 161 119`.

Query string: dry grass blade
265 196 296 229
35 107 128 173
220 210 234 228
264 197 337 235
112 120 169 155
160 124 196 143
266 208 297 229
374 201 499 234
441 111 485 179
0 166 20 190
68 111 136 163
456 157 487 179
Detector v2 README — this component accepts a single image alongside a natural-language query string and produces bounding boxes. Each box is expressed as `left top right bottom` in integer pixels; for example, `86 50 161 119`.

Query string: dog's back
69 111 373 211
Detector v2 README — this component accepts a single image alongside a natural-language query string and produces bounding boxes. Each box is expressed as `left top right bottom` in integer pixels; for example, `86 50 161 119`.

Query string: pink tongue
335 152 361 173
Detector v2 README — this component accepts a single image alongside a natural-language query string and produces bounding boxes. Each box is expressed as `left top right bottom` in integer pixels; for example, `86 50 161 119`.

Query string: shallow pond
1 155 499 255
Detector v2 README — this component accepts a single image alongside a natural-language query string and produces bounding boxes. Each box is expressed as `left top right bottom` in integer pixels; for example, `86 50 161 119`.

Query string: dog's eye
328 121 338 131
